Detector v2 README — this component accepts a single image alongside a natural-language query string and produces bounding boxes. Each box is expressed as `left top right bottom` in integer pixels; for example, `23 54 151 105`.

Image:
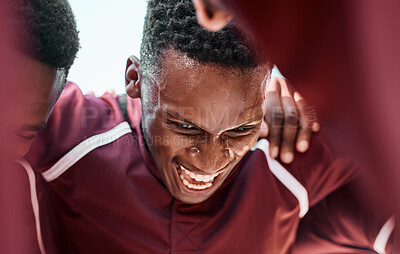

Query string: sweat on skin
126 48 271 204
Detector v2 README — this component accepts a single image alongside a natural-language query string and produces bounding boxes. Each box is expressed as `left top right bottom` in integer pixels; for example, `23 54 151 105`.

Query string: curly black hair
12 0 80 72
140 0 262 75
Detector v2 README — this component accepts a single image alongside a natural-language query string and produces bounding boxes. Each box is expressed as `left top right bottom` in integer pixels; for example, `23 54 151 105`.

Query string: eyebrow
166 110 262 131
166 111 201 129
21 122 48 132
236 120 263 127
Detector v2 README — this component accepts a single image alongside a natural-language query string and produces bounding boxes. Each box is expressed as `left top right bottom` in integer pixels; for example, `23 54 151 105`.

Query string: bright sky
68 0 147 95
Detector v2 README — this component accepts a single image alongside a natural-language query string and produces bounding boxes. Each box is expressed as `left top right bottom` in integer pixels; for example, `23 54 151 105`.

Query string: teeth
202 175 211 182
178 164 218 190
179 165 220 184
179 165 219 190
195 174 203 181
181 178 213 190
183 179 189 186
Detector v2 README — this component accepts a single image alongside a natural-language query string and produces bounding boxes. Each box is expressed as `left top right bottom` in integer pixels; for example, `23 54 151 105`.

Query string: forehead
157 49 268 95
147 50 269 130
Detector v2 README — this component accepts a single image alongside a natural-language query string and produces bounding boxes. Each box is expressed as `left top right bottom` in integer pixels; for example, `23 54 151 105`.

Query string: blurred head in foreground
125 0 270 204
8 0 79 158
191 0 232 32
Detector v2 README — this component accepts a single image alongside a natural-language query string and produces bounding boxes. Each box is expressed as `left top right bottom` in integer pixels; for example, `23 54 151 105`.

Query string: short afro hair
12 0 80 71
140 0 263 75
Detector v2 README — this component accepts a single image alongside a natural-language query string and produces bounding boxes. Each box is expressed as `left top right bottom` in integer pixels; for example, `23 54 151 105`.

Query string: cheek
142 111 157 135
142 106 164 145
227 133 259 158
153 132 196 159
146 120 187 160
10 139 33 159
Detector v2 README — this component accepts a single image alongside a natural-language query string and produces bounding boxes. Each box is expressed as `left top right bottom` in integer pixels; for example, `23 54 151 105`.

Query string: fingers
264 77 319 163
294 93 311 153
276 77 298 163
294 92 320 153
312 122 320 132
279 96 299 163
265 78 284 159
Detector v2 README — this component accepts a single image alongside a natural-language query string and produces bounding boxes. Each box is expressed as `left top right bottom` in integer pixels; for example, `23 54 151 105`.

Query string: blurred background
68 0 147 95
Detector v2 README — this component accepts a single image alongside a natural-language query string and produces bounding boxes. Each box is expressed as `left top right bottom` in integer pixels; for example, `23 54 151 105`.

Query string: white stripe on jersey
251 139 309 218
42 121 132 182
16 159 46 254
373 215 395 254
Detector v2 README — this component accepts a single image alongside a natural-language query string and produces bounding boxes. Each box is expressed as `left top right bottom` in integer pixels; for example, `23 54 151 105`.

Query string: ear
192 0 232 32
125 55 142 98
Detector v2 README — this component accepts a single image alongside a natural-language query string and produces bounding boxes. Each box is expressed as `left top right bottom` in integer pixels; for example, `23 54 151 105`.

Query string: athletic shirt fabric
24 82 357 254
293 178 394 254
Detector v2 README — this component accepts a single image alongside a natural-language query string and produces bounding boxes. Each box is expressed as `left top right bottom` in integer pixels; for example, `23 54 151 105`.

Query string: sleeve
285 133 359 207
292 179 395 254
25 81 125 172
250 134 358 219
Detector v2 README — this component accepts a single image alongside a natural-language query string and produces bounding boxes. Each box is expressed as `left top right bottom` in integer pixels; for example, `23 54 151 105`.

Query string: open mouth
175 162 220 191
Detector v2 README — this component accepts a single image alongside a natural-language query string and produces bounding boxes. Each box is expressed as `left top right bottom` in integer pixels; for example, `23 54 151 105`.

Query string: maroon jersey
22 82 357 254
292 179 395 254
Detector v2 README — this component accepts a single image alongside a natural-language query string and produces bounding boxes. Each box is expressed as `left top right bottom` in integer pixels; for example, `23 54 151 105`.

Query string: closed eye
12 131 38 141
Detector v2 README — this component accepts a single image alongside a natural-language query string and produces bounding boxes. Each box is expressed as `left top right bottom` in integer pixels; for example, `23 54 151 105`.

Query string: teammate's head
126 0 270 204
9 0 79 158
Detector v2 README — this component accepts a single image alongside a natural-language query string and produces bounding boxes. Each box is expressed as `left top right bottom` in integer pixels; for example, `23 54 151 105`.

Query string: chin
174 192 214 204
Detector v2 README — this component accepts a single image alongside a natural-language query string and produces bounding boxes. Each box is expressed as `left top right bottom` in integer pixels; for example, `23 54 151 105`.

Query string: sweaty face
9 51 65 159
141 50 269 204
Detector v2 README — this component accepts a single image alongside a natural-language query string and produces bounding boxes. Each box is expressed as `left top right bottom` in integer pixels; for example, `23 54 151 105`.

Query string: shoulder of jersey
26 81 129 170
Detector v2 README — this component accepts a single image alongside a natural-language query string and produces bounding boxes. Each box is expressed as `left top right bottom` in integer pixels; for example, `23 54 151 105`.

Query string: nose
186 136 232 174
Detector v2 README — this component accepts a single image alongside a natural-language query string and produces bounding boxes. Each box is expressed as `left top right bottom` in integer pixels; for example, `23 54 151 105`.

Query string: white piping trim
42 122 132 182
373 215 395 254
251 139 309 218
16 159 46 254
